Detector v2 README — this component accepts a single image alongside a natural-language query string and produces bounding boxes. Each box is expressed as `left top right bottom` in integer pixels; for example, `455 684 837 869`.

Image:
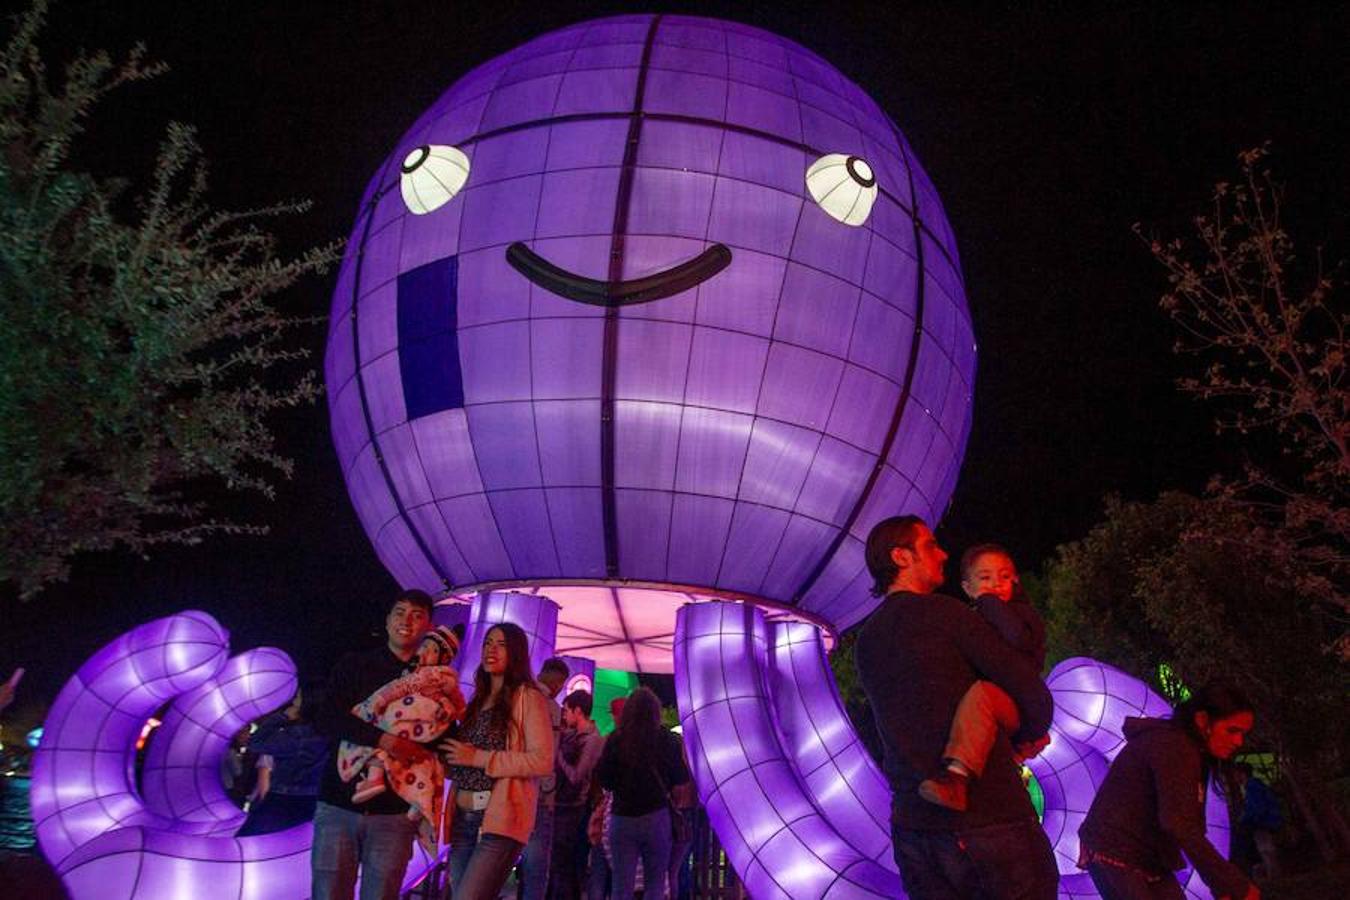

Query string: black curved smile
506 242 732 307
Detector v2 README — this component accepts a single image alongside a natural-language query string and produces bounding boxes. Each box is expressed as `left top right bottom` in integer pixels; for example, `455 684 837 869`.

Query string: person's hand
379 732 434 767
438 738 482 767
1241 885 1261 900
1013 734 1051 762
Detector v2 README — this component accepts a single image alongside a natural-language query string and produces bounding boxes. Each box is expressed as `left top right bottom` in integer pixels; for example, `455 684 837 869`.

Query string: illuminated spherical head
325 15 975 670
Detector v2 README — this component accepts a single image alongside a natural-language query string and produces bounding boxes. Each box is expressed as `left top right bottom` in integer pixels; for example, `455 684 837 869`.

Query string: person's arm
249 757 273 803
312 652 389 749
1153 738 1253 900
558 728 605 788
665 733 691 788
950 604 1053 744
973 595 1032 656
479 687 555 779
596 734 619 791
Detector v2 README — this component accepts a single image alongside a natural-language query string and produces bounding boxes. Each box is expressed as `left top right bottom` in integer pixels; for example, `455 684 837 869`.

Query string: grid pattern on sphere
324 14 976 638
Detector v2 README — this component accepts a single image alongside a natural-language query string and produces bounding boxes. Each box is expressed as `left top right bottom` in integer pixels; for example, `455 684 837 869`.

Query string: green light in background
592 669 639 735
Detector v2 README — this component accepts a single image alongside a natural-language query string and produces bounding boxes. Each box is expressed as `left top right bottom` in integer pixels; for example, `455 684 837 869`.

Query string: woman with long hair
597 687 691 900
1079 682 1259 900
438 623 554 900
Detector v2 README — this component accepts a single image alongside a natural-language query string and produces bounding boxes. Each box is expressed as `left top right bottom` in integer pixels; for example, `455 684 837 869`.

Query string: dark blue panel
397 256 464 418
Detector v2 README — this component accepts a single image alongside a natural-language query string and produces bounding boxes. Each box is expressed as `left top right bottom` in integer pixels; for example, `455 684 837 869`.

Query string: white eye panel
805 153 877 226
400 144 471 215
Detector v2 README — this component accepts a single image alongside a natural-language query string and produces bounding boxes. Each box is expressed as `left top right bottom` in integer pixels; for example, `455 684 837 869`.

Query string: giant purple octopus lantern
32 14 1228 900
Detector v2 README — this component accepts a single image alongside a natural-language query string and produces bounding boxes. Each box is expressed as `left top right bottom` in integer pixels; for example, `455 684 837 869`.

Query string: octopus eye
805 153 877 226
400 144 470 215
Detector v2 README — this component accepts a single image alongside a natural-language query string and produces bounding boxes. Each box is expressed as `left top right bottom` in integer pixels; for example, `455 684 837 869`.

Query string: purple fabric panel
357 282 399 366
656 18 728 52
642 68 729 120
535 400 602 485
636 119 724 173
357 219 402 296
465 403 542 490
439 494 514 580
458 592 560 697
718 131 808 194
693 247 784 336
886 398 939 484
716 504 790 594
615 489 673 580
553 68 638 116
684 328 769 414
361 351 407 435
794 437 873 526
774 264 860 357
375 424 435 509
568 41 644 69
863 232 920 315
674 407 754 497
544 487 607 578
725 81 803 142
472 129 551 185
626 168 715 240
488 489 562 577
828 365 903 454
615 319 693 403
756 343 844 431
456 247 530 328
374 516 441 589
650 43 728 78
667 494 735 586
737 418 820 510
850 293 914 384
708 178 801 257
328 378 367 475
411 409 483 499
546 118 630 170
459 175 543 252
614 400 680 490
789 201 872 286
499 48 574 86
479 75 565 132
759 515 836 599
347 444 400 536
536 167 621 239
400 503 472 584
459 321 532 404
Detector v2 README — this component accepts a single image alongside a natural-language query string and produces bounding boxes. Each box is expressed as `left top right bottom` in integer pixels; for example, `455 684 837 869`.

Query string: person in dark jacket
310 589 437 900
1079 683 1258 900
919 543 1047 811
856 516 1058 900
596 687 690 900
1234 763 1281 878
238 684 330 835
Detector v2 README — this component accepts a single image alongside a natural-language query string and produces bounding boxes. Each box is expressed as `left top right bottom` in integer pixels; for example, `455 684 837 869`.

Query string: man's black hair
538 657 570 682
864 515 926 597
389 588 434 617
563 689 594 718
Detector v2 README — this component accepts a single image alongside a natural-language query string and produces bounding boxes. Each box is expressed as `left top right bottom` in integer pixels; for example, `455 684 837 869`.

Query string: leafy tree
0 2 340 598
1138 145 1348 635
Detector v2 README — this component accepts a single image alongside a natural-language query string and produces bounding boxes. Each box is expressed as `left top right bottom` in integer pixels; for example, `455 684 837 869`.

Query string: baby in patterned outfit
337 624 465 852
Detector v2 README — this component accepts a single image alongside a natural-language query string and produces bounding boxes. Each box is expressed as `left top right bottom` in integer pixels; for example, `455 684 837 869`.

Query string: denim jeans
310 801 417 900
446 805 524 900
549 804 589 900
585 842 610 900
891 818 1058 900
519 802 554 900
610 807 671 900
1087 863 1185 900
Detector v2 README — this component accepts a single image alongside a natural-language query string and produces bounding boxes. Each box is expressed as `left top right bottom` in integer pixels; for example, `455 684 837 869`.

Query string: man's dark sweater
1080 717 1250 899
855 590 1054 830
315 645 416 814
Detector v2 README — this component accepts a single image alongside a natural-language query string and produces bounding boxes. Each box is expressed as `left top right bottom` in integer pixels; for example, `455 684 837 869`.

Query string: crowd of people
79 513 1277 900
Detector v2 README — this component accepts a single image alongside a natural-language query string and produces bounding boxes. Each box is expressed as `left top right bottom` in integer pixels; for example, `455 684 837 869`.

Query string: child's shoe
918 770 969 811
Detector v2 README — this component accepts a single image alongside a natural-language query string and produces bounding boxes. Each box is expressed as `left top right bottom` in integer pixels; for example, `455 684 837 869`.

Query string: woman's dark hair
1171 681 1254 796
611 686 664 768
462 622 536 732
864 515 926 597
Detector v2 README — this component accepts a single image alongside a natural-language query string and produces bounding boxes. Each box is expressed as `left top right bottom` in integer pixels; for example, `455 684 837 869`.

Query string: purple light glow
325 13 976 672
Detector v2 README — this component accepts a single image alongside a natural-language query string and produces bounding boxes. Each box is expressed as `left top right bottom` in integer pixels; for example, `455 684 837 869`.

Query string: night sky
3 2 1347 712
